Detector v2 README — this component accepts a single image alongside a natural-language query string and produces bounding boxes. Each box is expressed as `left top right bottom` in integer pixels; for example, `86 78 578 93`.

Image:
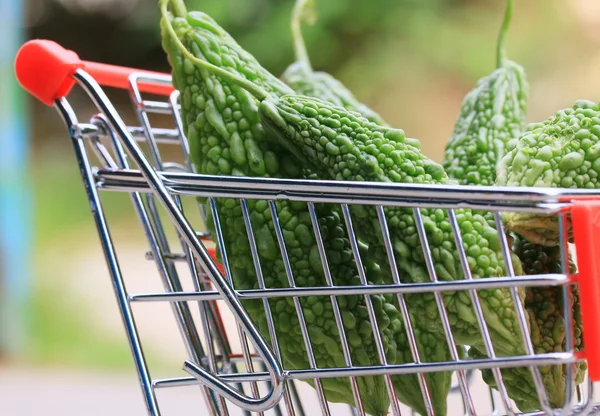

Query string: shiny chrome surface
47 68 596 416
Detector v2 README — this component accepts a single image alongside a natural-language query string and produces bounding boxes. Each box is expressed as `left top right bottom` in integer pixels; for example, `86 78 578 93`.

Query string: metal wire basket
14 39 600 416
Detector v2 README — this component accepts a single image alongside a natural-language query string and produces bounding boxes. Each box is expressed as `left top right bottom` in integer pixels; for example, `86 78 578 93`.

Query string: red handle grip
15 39 224 270
82 61 174 96
15 39 174 106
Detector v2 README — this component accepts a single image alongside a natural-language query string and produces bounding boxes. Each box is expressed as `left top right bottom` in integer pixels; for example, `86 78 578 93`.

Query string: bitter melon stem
160 0 269 101
291 0 314 72
496 0 515 68
167 0 187 19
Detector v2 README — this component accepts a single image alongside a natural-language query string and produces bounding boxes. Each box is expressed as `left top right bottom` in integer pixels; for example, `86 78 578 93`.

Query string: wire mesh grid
48 67 600 416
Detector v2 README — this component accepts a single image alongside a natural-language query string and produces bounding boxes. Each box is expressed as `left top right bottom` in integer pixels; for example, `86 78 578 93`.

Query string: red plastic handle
15 39 174 106
571 200 600 381
82 61 174 97
15 39 223 270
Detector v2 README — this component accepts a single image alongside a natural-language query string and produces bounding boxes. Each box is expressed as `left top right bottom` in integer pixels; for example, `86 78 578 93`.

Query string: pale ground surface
0 363 496 416
0 235 596 416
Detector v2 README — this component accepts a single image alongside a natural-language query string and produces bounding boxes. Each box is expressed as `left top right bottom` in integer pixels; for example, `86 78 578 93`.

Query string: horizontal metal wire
64 71 595 416
152 352 579 388
128 273 569 303
79 122 182 144
95 169 600 203
93 170 600 215
99 182 567 215
139 100 179 114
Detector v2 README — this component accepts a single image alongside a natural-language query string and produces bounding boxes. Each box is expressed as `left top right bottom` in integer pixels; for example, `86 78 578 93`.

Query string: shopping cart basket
13 39 600 416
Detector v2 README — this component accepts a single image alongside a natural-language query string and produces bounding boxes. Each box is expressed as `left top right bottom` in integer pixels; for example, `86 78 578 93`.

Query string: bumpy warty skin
443 61 528 186
160 10 449 416
282 61 388 127
472 235 586 412
283 53 455 416
282 47 456 415
258 94 529 359
441 56 585 411
489 97 594 411
496 99 600 246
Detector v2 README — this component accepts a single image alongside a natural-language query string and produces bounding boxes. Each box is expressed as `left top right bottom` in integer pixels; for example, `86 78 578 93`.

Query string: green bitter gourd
492 95 596 411
441 0 585 409
230 47 530 361
471 235 586 412
160 2 450 414
496 99 600 246
442 0 528 187
282 0 458 412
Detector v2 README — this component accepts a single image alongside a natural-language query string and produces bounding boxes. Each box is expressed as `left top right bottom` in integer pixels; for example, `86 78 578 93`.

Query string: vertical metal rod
559 213 575 415
341 204 400 416
55 98 161 415
489 386 501 416
494 212 552 414
144 171 229 415
411 208 475 416
165 89 252 415
75 69 285 412
168 89 209 236
89 135 119 169
172 216 229 416
239 199 297 414
208 197 265 416
267 199 333 416
376 206 435 416
236 331 265 416
128 80 164 170
306 203 365 416
580 379 595 414
96 114 223 415
447 209 515 415
287 380 307 416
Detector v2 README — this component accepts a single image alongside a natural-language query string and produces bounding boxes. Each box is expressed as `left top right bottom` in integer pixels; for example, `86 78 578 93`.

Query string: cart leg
95 113 224 415
56 98 161 416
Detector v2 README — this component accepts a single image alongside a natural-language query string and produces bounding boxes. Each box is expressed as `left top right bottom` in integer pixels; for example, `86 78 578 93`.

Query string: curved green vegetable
442 3 587 407
440 1 585 410
443 0 528 186
280 0 387 126
471 234 586 412
496 99 600 245
490 77 593 409
159 2 446 414
256 92 528 357
283 0 455 411
442 59 528 185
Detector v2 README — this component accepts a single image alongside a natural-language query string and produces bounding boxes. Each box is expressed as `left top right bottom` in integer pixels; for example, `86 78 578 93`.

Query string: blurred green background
4 0 600 388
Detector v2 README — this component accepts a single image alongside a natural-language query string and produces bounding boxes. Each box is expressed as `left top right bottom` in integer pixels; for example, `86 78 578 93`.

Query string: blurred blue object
0 0 32 358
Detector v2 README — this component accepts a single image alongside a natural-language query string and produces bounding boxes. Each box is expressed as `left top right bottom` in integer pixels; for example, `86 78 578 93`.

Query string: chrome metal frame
48 67 598 416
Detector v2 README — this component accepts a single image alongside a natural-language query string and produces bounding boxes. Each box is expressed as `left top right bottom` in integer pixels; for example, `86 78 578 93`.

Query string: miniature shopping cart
13 39 600 416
